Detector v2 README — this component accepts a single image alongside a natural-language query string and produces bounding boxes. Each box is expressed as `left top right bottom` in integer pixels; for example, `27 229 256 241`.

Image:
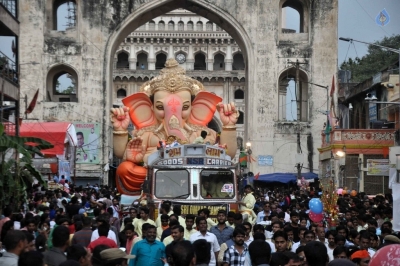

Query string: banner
367 159 389 176
73 122 100 164
58 160 71 181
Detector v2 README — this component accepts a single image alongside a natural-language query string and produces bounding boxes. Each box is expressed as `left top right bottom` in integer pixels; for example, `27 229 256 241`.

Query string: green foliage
340 35 400 83
0 123 54 210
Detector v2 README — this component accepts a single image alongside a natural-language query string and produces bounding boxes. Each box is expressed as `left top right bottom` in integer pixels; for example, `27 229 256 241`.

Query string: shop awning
256 172 318 184
19 122 77 155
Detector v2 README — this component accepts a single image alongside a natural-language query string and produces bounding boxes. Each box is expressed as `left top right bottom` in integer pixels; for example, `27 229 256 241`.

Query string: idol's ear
188 91 222 126
122 92 156 129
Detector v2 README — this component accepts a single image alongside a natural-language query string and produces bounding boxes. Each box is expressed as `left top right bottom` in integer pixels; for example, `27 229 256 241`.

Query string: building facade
15 0 338 185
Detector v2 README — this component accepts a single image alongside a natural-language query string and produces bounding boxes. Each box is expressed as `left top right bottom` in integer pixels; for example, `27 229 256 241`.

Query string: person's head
359 232 370 250
304 241 328 266
326 230 336 247
124 224 135 240
303 230 316 243
145 225 157 243
253 232 266 241
160 203 171 214
227 211 235 225
333 245 348 260
100 248 136 266
233 213 243 225
197 208 210 218
3 230 28 255
248 239 271 265
217 209 227 224
334 235 346 247
26 218 37 233
290 211 299 224
232 228 246 246
273 230 288 252
77 132 84 147
67 244 92 266
200 130 207 139
22 231 35 252
298 227 307 241
271 221 283 233
170 240 195 266
35 234 47 253
161 214 170 227
336 225 348 238
171 225 185 242
139 207 150 220
195 216 207 233
243 222 252 236
244 185 253 194
52 224 70 249
295 246 306 264
348 229 360 246
284 227 294 241
91 245 110 266
350 250 370 266
253 224 265 235
193 239 211 265
316 226 325 240
129 208 138 218
18 251 44 266
185 214 195 230
299 218 307 228
98 223 109 237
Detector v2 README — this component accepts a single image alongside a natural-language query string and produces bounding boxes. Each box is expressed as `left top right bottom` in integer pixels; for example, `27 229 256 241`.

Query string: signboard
59 160 71 181
258 155 273 166
367 159 389 176
369 103 377 122
73 122 100 164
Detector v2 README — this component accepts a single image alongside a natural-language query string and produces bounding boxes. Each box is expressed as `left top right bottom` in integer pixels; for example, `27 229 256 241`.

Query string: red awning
19 122 73 155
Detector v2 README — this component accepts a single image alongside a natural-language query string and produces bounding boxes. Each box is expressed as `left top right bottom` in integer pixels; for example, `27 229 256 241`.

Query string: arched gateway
18 0 338 184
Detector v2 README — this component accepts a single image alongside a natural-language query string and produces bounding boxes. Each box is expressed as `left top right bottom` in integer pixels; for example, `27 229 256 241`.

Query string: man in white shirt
190 217 220 266
256 202 271 224
90 217 117 244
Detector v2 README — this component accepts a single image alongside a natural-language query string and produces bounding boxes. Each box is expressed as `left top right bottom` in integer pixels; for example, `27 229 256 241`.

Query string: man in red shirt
88 224 117 251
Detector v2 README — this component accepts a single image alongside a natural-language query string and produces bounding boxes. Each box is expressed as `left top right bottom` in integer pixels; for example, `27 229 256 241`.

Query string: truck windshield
155 170 190 198
200 170 234 199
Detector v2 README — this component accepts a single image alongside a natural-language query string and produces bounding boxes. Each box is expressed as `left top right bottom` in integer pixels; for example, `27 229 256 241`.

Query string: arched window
196 21 203 31
278 68 308 121
234 89 244 100
168 21 174 31
116 52 129 69
206 22 213 31
232 53 245 70
237 111 244 124
194 53 206 70
281 0 307 33
178 21 184 31
46 64 78 102
156 53 167 69
187 21 194 31
158 21 165 31
137 53 148 70
117 89 127 98
213 53 225 70
54 0 76 31
149 20 155 30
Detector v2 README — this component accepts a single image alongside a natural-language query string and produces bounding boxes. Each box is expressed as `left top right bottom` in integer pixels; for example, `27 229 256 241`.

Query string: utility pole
287 59 308 180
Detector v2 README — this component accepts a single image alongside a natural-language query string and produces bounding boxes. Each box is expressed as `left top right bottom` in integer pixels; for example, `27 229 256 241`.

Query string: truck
134 143 240 220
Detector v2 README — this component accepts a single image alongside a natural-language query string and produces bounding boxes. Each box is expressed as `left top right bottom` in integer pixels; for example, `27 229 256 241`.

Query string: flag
239 152 247 166
25 89 39 114
330 75 335 97
254 172 260 180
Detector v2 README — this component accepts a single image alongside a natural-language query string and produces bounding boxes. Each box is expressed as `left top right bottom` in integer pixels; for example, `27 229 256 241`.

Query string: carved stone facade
17 0 338 183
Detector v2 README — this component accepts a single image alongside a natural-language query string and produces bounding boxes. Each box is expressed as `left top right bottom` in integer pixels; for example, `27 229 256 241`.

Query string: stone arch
168 20 175 30
149 20 156 30
158 20 165 30
116 51 129 69
104 0 255 153
237 111 244 124
233 53 245 70
46 63 79 102
194 52 207 70
49 0 77 31
279 0 309 33
213 53 225 70
187 21 194 31
155 52 168 69
117 88 127 98
234 89 244 100
206 21 213 31
196 21 203 31
177 20 184 31
277 66 309 122
136 52 148 70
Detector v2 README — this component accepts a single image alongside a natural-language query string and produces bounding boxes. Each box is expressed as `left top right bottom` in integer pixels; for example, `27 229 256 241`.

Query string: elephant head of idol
122 59 222 142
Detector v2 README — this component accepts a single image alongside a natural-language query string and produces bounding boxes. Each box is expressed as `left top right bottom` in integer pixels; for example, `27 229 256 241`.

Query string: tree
0 123 53 211
340 34 400 83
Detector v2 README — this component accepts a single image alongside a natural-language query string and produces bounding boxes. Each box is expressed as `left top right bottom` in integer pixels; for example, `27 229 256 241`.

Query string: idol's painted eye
156 105 164 110
182 105 190 111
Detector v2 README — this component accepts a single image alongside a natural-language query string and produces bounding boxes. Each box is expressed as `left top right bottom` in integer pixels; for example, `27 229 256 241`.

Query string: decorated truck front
146 144 238 218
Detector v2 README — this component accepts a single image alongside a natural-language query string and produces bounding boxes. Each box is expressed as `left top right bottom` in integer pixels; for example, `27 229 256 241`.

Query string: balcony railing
0 51 18 86
0 0 17 18
1 118 16 135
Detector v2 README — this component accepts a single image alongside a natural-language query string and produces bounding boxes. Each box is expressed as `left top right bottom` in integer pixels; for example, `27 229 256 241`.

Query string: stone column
113 56 117 69
168 39 174 59
187 40 194 70
129 45 137 70
207 39 213 71
148 39 155 70
225 40 233 71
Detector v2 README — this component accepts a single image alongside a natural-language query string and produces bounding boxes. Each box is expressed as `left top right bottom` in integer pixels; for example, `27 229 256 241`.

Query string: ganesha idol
110 59 239 194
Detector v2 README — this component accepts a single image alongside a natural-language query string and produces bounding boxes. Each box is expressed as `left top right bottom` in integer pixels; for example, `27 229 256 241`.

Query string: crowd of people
0 182 398 266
